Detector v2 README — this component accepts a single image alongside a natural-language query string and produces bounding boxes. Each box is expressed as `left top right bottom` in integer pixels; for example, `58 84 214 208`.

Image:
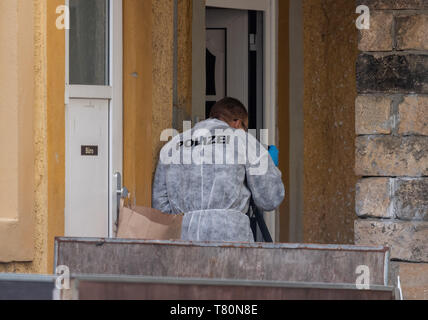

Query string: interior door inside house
65 0 122 238
205 7 264 133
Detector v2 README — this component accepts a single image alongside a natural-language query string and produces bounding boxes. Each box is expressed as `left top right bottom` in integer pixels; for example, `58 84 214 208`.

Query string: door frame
64 0 123 238
206 0 279 241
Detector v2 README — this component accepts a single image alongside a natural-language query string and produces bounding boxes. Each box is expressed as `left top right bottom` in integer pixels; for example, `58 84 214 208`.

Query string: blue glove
268 145 279 166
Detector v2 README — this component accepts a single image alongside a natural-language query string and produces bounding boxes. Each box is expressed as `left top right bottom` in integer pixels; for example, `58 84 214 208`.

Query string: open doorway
193 0 279 240
206 7 266 241
205 8 264 134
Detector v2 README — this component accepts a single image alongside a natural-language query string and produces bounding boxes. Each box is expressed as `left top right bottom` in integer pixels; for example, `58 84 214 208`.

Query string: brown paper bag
116 201 183 240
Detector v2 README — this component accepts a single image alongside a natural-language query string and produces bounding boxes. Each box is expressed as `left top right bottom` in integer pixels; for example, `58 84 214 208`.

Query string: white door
205 8 248 117
65 0 123 238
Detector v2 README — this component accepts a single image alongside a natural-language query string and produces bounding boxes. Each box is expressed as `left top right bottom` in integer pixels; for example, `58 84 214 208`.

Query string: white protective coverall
152 118 285 242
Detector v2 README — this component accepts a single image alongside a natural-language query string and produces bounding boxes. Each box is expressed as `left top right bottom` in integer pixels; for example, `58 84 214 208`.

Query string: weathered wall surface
151 0 174 167
302 0 359 244
174 0 193 131
355 0 428 299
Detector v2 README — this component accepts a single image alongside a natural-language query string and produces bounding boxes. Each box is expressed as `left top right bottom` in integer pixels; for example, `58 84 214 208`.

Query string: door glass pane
69 0 109 85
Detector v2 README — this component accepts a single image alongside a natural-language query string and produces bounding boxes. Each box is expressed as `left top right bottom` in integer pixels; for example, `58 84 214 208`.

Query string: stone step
0 274 57 300
65 275 396 300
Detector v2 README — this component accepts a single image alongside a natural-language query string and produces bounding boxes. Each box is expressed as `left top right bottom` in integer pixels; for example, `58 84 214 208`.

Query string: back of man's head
209 97 248 124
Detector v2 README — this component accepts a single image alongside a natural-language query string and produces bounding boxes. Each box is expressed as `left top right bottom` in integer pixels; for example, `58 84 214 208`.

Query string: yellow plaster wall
0 0 46 272
1 0 186 272
124 0 154 207
0 0 20 222
0 0 65 273
1 0 175 272
46 0 65 273
151 0 174 167
124 0 174 207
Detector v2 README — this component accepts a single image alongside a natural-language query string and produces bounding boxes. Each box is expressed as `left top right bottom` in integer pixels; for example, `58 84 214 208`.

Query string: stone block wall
355 0 428 299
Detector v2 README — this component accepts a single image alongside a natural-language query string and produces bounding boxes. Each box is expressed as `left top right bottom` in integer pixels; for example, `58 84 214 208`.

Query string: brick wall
355 0 428 299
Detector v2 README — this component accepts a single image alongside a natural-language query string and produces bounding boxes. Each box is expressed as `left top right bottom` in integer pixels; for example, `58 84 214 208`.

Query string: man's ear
230 120 240 129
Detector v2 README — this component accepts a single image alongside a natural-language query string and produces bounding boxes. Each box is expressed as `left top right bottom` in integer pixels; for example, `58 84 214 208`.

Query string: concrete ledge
70 275 396 300
55 237 390 286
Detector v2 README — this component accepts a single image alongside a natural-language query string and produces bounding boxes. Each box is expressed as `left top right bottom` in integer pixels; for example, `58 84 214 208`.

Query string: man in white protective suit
152 97 285 242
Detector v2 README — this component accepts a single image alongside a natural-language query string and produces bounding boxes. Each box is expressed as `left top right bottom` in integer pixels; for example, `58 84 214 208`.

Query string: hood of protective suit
152 118 285 242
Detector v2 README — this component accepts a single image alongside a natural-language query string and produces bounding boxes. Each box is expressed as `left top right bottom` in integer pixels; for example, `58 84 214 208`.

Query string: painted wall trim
263 0 279 241
66 85 113 100
108 0 124 237
289 0 304 243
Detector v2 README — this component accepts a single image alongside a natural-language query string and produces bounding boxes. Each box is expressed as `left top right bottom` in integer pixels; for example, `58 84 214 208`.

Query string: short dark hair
209 97 248 123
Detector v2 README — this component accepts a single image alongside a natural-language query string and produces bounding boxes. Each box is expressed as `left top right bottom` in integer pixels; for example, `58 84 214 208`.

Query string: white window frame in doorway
65 0 123 238
206 0 279 241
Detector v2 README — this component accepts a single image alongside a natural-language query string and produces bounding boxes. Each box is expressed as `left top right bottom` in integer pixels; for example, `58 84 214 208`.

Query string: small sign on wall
81 145 98 156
